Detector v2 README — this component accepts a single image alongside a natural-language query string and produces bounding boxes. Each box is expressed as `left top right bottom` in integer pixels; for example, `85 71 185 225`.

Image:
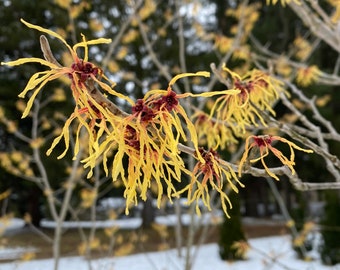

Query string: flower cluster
175 148 244 217
206 66 284 136
83 72 212 213
1 19 132 162
295 65 321 87
3 20 239 215
238 135 313 180
193 66 280 150
192 111 237 150
1 19 314 218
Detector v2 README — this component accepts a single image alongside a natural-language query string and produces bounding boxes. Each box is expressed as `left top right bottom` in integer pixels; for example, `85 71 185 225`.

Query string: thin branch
176 0 190 94
266 178 308 259
136 12 172 82
288 1 340 53
85 80 128 117
205 1 248 94
309 0 335 31
101 0 144 71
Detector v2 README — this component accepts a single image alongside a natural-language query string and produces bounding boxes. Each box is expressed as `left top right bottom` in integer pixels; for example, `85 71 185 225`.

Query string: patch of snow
0 218 25 234
0 235 338 270
40 217 142 229
1 215 338 269
0 247 36 261
40 211 223 229
98 197 126 210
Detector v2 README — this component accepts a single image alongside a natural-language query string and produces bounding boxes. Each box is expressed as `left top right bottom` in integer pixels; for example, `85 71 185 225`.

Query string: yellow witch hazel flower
214 34 233 54
175 148 244 217
226 2 261 38
293 35 312 61
266 0 301 6
238 135 313 180
192 111 238 150
275 56 293 77
83 72 212 214
1 19 131 159
209 66 284 135
231 240 250 259
296 65 321 87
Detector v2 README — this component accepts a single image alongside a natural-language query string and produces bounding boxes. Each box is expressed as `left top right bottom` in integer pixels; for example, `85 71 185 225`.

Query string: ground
1 217 287 261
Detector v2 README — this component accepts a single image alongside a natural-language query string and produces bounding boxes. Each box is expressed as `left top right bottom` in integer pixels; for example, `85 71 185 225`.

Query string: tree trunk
141 191 155 228
27 186 42 227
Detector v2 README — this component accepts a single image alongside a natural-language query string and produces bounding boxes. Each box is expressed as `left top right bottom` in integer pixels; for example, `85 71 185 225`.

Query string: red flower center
124 125 140 150
70 60 99 82
153 90 179 111
253 135 272 147
132 99 155 122
199 148 220 180
235 80 253 101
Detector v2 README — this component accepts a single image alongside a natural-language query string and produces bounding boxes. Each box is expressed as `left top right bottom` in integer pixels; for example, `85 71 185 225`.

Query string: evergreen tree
219 191 247 261
319 190 340 265
290 192 314 259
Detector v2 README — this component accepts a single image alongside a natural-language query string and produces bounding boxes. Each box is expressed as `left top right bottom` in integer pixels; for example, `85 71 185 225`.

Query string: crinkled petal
1 57 60 69
20 19 75 58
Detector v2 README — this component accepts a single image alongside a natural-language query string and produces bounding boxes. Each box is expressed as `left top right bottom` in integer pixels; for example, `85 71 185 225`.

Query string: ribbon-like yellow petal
20 19 76 59
1 58 60 69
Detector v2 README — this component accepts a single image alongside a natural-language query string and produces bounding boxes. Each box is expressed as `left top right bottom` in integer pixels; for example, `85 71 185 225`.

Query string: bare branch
288 1 340 53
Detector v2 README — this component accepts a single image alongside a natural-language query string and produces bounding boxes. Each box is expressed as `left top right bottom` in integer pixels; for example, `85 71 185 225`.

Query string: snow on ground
40 212 223 229
1 235 339 270
0 218 25 234
0 210 339 270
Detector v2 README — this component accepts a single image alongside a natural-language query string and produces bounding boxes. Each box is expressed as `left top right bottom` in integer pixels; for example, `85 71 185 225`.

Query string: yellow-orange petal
73 35 112 62
168 71 210 87
1 57 60 69
20 19 76 59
